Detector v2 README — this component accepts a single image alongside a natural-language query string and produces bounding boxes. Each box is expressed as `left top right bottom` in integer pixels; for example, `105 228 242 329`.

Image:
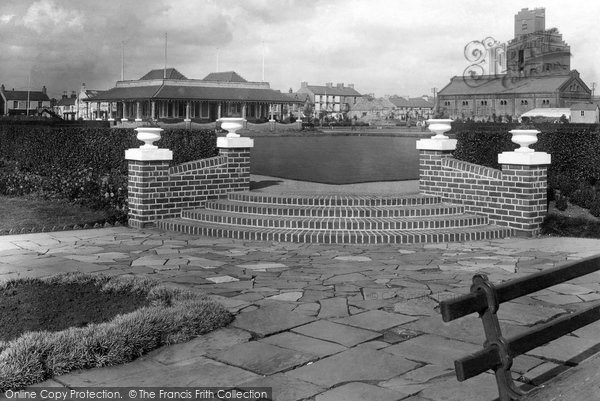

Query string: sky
1 0 599 100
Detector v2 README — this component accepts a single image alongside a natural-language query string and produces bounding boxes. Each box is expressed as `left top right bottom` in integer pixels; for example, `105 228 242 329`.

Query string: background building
0 84 51 116
296 82 362 120
570 103 600 123
388 96 435 121
87 68 299 122
438 70 591 120
437 8 590 120
54 91 78 120
507 8 571 76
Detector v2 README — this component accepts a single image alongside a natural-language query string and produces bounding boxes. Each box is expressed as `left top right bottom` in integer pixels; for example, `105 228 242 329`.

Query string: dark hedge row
451 122 600 191
0 126 217 221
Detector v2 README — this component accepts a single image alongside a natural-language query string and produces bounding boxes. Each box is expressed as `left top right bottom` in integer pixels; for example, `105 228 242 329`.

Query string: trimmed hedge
0 126 217 221
0 272 232 391
451 122 600 194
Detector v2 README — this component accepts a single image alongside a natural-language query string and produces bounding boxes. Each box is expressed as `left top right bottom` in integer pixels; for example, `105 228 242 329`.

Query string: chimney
301 81 308 88
348 84 354 89
0 84 4 92
71 91 77 99
336 83 344 88
42 86 47 95
326 82 333 88
62 91 68 99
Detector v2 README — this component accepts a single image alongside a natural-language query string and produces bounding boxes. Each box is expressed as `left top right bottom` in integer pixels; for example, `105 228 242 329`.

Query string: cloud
0 14 14 24
22 0 85 33
0 0 598 100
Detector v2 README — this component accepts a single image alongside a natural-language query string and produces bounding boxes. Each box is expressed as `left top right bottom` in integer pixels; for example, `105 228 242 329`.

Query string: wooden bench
440 254 600 401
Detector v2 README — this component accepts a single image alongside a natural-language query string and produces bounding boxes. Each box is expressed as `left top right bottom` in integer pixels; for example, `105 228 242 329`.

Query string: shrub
0 126 217 221
569 187 597 210
590 198 600 218
451 122 600 197
555 195 568 211
547 187 556 203
541 214 600 238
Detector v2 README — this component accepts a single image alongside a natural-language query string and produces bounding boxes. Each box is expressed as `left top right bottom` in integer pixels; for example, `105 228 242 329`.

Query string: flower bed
0 273 233 391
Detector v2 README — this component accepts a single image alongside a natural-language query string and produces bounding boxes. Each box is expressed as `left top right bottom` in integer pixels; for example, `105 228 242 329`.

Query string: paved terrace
2 227 600 400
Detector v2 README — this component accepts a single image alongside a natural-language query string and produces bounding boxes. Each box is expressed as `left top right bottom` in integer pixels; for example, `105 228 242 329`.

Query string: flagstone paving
2 227 600 400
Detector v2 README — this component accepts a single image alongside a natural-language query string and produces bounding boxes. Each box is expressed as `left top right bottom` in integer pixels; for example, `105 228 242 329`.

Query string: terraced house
86 68 300 122
0 84 50 116
296 81 362 119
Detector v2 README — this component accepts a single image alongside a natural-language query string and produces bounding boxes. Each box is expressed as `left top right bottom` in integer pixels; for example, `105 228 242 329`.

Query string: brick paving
2 227 600 400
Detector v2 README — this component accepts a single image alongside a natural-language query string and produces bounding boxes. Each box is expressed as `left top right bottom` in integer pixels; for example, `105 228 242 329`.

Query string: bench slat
509 302 600 357
455 302 600 381
523 353 600 401
441 255 600 322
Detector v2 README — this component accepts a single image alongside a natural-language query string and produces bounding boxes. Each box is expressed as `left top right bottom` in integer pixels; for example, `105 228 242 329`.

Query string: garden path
1 227 600 400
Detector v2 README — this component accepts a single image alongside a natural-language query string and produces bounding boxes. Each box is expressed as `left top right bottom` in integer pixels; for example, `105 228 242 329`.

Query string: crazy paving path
2 227 600 401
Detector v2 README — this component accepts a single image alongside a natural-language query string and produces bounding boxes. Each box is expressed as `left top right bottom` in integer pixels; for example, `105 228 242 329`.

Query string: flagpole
261 41 265 82
27 72 31 116
164 32 167 79
121 41 125 81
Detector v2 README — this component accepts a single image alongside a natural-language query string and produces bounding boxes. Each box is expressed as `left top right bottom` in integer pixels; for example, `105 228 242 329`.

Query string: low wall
419 150 547 234
127 146 251 228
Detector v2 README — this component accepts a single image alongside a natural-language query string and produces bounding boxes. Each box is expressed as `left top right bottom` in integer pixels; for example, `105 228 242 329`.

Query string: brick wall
419 149 547 235
127 147 251 228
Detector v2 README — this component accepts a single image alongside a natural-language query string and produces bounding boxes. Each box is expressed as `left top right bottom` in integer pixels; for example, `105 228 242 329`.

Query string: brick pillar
125 128 173 228
217 137 254 192
127 160 171 228
416 137 457 196
499 164 548 235
498 132 551 236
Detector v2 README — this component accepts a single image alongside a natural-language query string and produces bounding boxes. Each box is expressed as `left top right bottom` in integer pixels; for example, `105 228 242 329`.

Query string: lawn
0 196 112 233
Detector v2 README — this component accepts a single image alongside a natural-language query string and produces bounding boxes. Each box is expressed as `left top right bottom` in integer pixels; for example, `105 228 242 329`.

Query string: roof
202 71 247 83
570 103 599 111
82 89 104 99
56 97 76 106
350 97 395 111
389 97 434 108
85 86 163 100
438 72 583 96
285 92 311 102
302 85 362 97
89 84 298 103
1 90 50 101
140 68 187 80
521 108 571 118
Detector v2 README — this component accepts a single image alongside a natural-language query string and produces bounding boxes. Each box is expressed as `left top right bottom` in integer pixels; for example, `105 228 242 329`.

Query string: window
520 100 529 105
462 100 469 106
38 101 42 108
13 101 18 109
480 100 488 106
581 111 585 116
444 101 451 106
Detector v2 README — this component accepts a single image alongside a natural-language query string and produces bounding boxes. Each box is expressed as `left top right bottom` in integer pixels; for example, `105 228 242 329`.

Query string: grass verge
541 214 600 238
0 196 118 233
0 273 233 391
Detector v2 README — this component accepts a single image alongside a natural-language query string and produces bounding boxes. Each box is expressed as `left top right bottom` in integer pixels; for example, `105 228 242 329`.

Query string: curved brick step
157 218 512 244
205 200 465 218
181 209 488 230
227 191 441 207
